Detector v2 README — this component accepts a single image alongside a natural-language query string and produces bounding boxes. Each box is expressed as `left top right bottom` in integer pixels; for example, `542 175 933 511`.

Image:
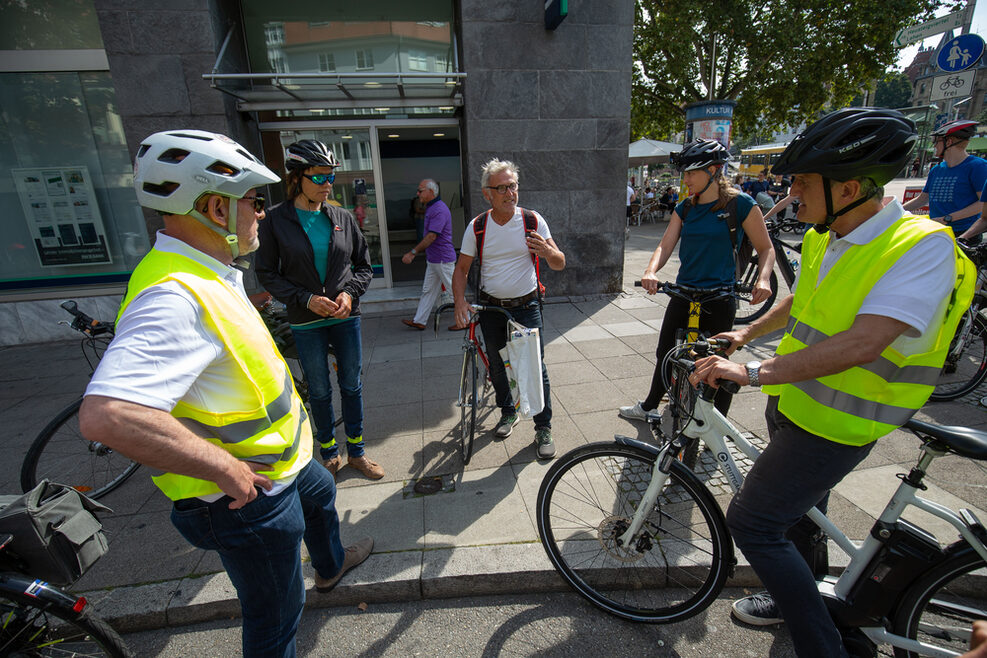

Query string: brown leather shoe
348 455 385 479
314 536 374 593
323 455 342 476
402 319 426 330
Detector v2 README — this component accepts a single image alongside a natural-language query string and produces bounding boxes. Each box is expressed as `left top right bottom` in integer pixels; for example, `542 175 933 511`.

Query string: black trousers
642 294 736 412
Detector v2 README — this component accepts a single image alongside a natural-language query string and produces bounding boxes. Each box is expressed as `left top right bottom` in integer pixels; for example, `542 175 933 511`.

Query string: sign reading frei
930 69 976 102
893 7 971 48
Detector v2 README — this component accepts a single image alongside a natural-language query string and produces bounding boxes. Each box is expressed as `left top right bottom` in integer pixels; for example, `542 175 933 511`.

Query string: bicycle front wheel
930 311 987 401
21 399 139 499
734 258 778 325
536 442 731 623
459 347 479 465
0 590 132 657
891 547 987 658
670 366 700 469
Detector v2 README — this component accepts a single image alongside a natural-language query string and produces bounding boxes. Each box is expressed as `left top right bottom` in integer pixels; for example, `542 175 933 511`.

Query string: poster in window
12 166 113 267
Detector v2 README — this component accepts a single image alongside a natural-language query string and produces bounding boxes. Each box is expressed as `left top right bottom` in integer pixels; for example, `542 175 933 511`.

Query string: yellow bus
739 142 790 177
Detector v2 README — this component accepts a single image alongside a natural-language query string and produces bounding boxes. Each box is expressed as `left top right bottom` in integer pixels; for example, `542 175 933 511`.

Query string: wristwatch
410 248 418 255
943 214 953 224
745 361 762 387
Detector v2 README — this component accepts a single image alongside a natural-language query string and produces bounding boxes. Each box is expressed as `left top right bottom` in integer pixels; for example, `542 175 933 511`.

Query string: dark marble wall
459 1 634 295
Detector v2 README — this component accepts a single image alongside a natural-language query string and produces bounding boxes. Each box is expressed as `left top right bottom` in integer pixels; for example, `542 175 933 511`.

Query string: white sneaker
618 401 651 422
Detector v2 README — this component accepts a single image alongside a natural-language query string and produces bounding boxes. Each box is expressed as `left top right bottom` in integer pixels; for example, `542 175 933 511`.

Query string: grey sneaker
731 591 783 626
494 413 519 439
535 427 556 459
619 401 652 422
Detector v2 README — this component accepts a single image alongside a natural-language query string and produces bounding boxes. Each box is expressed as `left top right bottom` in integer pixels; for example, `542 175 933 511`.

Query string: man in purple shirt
402 179 457 329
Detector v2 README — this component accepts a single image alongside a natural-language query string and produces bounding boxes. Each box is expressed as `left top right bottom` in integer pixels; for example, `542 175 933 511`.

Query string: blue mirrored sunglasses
302 173 335 185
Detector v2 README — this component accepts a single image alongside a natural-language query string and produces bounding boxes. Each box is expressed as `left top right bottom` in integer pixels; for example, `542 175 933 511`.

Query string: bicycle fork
616 442 677 549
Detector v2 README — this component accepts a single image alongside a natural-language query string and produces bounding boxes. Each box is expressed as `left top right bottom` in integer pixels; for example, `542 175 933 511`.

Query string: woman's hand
751 279 772 304
330 291 352 319
307 295 338 317
640 271 660 294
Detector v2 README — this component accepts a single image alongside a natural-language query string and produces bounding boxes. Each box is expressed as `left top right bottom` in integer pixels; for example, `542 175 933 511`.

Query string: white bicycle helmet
133 129 280 258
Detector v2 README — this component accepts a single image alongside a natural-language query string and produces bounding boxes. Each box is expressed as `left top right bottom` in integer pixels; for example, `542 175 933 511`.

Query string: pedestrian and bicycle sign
936 33 985 72
930 70 976 102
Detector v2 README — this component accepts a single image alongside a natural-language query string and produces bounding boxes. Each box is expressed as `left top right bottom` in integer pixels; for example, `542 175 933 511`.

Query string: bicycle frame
619 389 987 658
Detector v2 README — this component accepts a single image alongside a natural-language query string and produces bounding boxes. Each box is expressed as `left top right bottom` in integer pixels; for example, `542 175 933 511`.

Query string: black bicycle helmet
284 139 340 171
931 119 978 141
772 107 917 187
671 139 730 172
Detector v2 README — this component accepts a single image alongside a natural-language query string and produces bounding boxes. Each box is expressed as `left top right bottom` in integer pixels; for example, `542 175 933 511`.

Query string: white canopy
628 139 680 166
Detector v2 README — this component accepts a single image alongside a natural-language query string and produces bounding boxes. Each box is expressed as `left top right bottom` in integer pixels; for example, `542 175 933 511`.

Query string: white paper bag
498 319 545 418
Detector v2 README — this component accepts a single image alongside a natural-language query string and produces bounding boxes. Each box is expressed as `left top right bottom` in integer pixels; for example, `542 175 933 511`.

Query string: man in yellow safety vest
692 108 975 658
79 130 373 657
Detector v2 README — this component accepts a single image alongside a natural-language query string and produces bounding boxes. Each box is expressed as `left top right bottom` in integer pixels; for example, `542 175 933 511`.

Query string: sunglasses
242 194 266 212
303 173 335 185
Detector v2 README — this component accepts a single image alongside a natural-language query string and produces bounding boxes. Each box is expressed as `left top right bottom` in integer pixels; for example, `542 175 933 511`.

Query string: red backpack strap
520 208 545 299
472 211 488 264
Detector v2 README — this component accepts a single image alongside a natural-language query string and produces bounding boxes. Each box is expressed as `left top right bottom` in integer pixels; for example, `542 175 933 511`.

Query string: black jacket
255 201 373 324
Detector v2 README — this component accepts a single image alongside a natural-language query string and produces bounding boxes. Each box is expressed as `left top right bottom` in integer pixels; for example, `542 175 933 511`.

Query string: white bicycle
537 338 987 657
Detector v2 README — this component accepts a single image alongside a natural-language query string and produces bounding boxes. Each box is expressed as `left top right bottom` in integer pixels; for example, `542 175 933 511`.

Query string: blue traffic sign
937 33 985 72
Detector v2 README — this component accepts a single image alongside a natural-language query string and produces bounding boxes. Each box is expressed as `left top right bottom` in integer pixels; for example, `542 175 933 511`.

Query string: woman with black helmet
256 139 384 480
618 139 775 422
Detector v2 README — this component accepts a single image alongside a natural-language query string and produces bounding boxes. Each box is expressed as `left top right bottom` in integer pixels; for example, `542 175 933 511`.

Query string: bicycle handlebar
666 339 742 396
60 300 114 337
633 280 737 302
433 302 512 334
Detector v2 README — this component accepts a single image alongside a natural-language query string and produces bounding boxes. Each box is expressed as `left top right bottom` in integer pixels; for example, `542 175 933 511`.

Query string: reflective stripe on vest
118 248 313 499
761 214 974 446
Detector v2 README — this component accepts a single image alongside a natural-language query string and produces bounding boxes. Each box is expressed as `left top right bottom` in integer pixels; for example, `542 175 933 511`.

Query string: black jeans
642 294 735 411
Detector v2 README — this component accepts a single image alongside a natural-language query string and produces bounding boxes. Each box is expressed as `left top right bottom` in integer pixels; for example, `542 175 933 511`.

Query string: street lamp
952 96 972 120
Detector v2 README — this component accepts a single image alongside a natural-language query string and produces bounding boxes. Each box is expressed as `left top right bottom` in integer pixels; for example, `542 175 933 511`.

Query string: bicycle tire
21 398 139 500
459 347 479 465
670 365 700 469
0 589 132 657
734 258 778 325
929 311 987 401
890 545 987 658
536 441 732 623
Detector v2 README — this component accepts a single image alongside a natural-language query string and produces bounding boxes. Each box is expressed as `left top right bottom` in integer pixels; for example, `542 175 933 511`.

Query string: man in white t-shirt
626 183 637 224
452 159 566 458
78 130 372 657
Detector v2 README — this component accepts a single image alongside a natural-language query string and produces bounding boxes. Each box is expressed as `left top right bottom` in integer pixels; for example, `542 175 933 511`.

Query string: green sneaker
495 413 518 439
535 427 556 459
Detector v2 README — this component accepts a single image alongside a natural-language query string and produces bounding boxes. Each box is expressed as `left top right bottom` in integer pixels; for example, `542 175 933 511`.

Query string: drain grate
403 474 456 499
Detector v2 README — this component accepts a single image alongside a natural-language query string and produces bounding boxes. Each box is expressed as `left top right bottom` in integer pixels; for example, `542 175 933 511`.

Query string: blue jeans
170 460 346 658
292 317 364 460
726 397 874 658
478 299 552 428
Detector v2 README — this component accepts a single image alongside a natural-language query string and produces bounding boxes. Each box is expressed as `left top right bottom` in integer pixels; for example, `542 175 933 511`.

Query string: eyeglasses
302 173 335 185
484 182 518 194
241 194 266 213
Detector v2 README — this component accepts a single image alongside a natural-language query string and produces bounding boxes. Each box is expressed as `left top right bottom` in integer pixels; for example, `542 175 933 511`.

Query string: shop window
0 72 149 292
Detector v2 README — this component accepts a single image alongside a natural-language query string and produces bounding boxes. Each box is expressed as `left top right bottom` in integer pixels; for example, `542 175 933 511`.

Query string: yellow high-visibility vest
118 248 312 500
762 214 974 445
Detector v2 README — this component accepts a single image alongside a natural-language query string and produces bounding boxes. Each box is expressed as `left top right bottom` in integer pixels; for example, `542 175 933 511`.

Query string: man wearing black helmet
691 108 974 657
903 119 987 237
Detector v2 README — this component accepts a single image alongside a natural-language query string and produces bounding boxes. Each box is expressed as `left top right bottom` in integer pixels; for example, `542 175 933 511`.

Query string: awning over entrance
203 71 465 113
628 138 680 166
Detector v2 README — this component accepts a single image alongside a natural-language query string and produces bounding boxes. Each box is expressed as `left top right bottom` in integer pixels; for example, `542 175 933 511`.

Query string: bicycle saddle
904 418 987 461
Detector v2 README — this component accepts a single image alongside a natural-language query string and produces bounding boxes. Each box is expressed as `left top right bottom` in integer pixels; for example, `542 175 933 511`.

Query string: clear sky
895 0 985 69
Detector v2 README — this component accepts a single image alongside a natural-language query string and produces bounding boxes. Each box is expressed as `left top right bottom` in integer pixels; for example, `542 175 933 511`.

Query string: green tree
873 72 913 108
632 0 949 140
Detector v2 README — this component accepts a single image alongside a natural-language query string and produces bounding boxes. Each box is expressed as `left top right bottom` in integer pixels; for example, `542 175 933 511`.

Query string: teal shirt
292 207 349 330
